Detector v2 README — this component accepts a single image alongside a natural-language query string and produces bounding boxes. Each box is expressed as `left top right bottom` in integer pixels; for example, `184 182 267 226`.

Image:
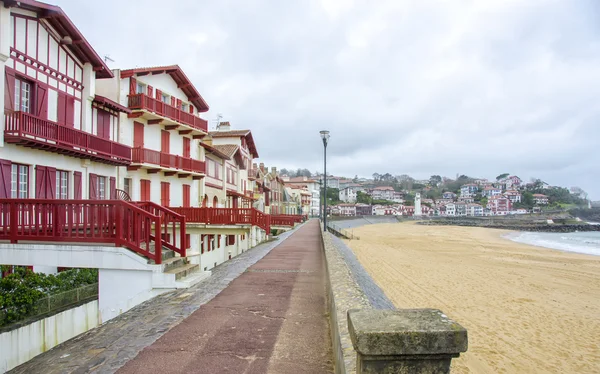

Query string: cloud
58 0 600 198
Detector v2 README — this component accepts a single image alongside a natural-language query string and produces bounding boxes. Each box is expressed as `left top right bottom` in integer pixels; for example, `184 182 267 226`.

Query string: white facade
339 187 357 203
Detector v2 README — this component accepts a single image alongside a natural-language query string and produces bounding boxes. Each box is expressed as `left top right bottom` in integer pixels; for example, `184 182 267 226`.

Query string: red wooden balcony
4 112 132 166
0 199 188 264
270 214 304 227
130 147 205 177
127 94 208 133
170 207 271 232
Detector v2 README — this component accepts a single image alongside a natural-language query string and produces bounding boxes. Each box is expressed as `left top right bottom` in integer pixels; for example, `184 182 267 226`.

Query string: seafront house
482 186 502 197
355 203 372 216
338 203 357 216
533 193 549 205
460 183 478 197
487 195 512 215
282 175 320 216
339 186 357 203
466 203 484 216
442 191 457 200
455 202 467 216
444 203 456 216
370 185 395 200
504 190 522 203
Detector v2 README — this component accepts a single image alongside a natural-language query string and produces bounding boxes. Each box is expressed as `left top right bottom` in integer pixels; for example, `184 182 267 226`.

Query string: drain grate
246 269 315 274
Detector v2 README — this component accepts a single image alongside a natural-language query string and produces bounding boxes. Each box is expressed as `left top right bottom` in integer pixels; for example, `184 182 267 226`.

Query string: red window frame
11 163 29 198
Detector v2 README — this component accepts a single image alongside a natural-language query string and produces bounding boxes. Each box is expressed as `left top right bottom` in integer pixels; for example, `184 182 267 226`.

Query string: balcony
130 147 205 178
4 112 131 166
127 94 208 135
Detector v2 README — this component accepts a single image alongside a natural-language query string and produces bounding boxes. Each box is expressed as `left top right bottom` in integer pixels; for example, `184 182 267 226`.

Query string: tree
357 191 372 204
429 175 442 187
353 175 359 183
372 173 380 182
496 173 510 181
397 174 414 190
280 168 290 176
522 191 534 207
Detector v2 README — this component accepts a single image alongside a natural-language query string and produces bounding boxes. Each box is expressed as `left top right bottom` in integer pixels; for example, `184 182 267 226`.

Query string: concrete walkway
118 219 333 373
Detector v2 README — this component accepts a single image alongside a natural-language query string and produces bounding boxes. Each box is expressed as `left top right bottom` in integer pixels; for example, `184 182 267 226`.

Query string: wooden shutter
176 99 182 109
160 182 170 207
189 105 194 114
110 177 116 199
155 89 162 100
133 121 144 148
65 96 75 127
147 85 153 97
57 92 66 125
97 109 111 139
183 184 190 207
185 234 191 249
46 167 56 199
140 179 151 201
4 70 15 111
161 130 170 153
0 159 11 198
89 174 98 199
183 137 190 158
73 171 82 199
170 97 176 107
35 165 47 198
36 86 48 119
129 77 137 95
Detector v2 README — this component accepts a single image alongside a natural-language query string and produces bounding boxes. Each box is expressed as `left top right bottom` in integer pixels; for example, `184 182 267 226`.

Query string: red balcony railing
135 201 186 258
131 147 205 174
4 112 132 166
0 199 165 264
271 214 304 227
169 207 272 232
127 94 208 132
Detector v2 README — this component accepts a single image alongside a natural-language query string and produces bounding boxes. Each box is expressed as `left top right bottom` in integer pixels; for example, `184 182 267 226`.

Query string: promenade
9 220 332 374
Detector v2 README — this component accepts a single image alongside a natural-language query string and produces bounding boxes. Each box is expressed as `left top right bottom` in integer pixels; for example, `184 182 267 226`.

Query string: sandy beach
346 222 600 374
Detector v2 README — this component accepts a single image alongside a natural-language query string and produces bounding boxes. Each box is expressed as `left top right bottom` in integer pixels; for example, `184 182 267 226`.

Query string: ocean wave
559 236 600 245
506 232 600 256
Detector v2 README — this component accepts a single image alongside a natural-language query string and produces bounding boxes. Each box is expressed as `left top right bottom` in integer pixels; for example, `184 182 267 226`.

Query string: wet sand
347 222 600 374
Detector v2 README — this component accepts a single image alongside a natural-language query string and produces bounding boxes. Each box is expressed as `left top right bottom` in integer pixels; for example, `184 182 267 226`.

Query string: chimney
259 163 265 172
271 167 277 174
202 137 212 146
303 176 307 181
253 163 258 171
218 121 231 131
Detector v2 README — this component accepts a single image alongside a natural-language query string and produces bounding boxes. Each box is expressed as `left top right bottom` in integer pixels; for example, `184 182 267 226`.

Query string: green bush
0 267 98 326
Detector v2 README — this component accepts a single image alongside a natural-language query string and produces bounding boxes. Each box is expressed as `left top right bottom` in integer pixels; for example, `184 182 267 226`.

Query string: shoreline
346 222 600 373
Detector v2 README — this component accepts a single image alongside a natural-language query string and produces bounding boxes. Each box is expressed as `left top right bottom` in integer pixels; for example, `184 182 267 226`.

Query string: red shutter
183 137 190 158
35 165 47 198
4 70 15 111
160 182 170 207
183 184 190 207
140 180 151 201
147 85 153 97
170 97 176 107
185 234 191 249
201 234 205 254
0 159 12 198
65 96 75 127
89 174 98 199
189 105 194 114
129 77 137 95
57 92 66 125
97 110 111 139
155 89 162 100
161 130 170 153
176 99 182 109
36 86 48 119
133 121 144 148
46 167 56 199
73 171 82 199
110 177 116 199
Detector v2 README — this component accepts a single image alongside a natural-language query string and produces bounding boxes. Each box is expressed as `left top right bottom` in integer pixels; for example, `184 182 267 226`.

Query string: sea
506 225 600 256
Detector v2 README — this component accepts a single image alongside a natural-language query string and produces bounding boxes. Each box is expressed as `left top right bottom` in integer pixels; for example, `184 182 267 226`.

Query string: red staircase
134 201 187 258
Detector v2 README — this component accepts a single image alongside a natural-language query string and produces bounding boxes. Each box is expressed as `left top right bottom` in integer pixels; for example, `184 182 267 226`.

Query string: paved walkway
10 220 332 374
119 219 332 373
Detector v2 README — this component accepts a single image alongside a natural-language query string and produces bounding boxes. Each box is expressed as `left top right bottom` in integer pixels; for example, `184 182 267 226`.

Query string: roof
286 177 318 183
533 194 548 197
373 186 394 190
199 142 231 160
93 95 131 114
209 130 259 158
9 0 113 78
120 65 209 112
212 144 239 159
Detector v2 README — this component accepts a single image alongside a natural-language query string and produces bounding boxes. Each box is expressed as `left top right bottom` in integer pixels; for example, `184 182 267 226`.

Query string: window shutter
185 234 191 249
36 86 48 119
170 97 176 107
110 176 116 199
141 180 151 201
161 182 170 206
4 70 15 112
0 159 11 198
183 137 190 158
73 171 82 199
133 121 144 148
65 96 75 127
183 184 190 207
57 92 66 125
155 89 162 100
176 99 182 109
46 167 56 199
161 130 170 153
129 77 137 95
35 165 47 198
147 85 153 97
201 234 205 254
89 173 98 199
189 105 194 114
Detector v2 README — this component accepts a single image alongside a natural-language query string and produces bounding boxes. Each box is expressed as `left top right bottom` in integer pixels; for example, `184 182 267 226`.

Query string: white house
533 194 549 205
482 187 502 197
339 186 357 203
466 203 484 217
504 190 522 203
460 184 478 197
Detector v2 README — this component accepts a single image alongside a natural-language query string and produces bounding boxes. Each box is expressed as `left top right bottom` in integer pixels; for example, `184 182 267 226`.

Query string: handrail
131 147 205 174
127 94 208 132
134 201 186 257
169 207 271 232
4 111 132 165
0 199 163 264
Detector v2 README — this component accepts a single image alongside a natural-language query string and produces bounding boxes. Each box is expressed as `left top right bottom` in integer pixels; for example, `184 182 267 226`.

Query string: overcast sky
59 0 600 198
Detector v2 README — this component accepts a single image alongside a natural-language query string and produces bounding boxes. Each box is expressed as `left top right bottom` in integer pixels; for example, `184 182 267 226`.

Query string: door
133 122 144 148
161 130 170 154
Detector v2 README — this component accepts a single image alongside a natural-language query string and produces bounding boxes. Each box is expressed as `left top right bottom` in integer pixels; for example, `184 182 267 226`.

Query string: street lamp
320 130 330 232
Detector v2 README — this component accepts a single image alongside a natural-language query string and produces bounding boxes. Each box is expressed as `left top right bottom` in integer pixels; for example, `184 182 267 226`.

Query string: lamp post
320 130 330 232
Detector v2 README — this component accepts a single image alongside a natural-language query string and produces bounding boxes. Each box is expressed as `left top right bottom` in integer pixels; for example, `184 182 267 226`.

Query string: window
136 82 145 94
98 176 106 199
181 103 189 112
14 77 32 113
11 164 29 198
161 93 169 104
207 159 221 180
56 170 68 199
124 178 132 197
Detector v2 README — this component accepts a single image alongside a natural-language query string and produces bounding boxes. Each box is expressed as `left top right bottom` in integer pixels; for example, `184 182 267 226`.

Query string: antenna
214 113 223 130
104 55 115 63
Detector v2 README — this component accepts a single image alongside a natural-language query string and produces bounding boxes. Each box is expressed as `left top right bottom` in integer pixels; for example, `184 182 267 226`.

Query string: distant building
355 203 372 216
487 196 512 215
466 203 484 216
445 203 456 216
338 203 357 216
339 187 357 203
533 194 549 205
455 202 467 216
499 176 522 190
482 187 502 197
370 186 395 201
504 190 522 203
460 184 478 197
442 191 457 200
458 196 475 204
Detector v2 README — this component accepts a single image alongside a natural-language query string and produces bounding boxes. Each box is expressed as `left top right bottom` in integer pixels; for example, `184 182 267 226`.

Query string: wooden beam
164 171 177 177
179 130 193 135
137 72 150 76
178 82 192 89
165 125 179 130
127 166 142 171
192 134 206 140
192 175 204 180
178 173 191 178
151 70 167 75
147 119 163 125
127 112 144 118
147 169 161 174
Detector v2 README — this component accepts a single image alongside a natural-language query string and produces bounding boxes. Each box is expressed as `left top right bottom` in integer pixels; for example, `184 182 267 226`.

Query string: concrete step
174 270 212 289
162 256 186 272
164 263 199 280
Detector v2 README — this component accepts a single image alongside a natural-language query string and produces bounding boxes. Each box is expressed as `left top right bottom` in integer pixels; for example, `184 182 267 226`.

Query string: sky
57 0 600 199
